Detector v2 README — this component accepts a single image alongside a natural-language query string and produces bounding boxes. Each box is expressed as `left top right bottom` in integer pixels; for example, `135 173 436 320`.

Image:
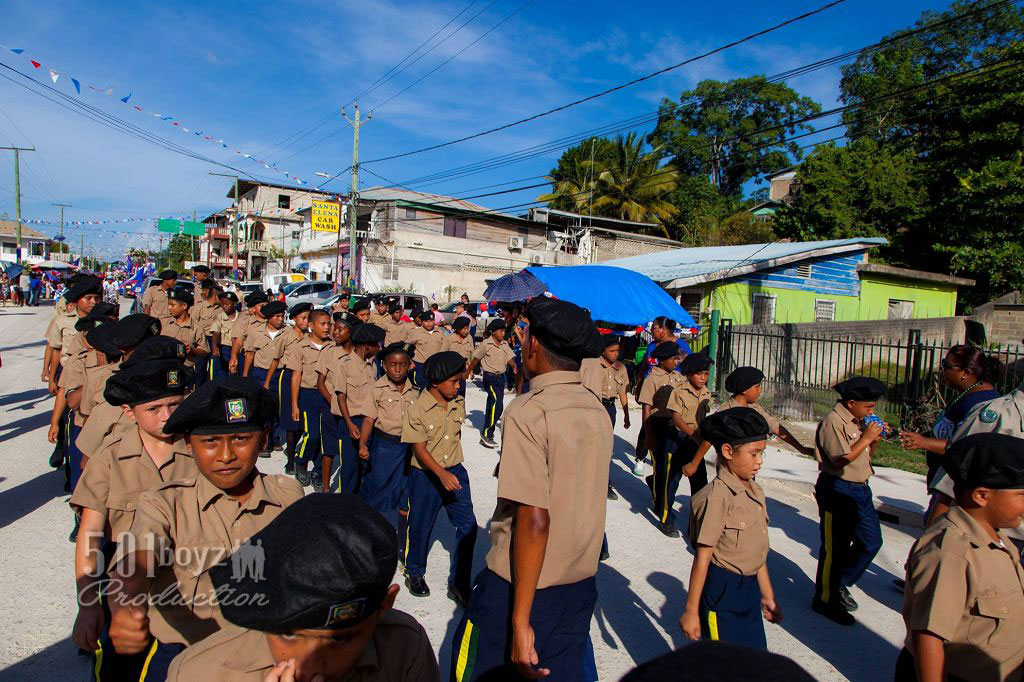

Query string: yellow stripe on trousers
138 639 159 681
455 619 476 682
660 450 673 523
486 386 497 430
93 641 103 681
821 511 834 605
296 410 310 460
707 611 720 640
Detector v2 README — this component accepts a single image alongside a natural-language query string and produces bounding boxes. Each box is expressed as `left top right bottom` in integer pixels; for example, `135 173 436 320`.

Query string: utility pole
342 103 371 291
210 172 240 280
52 203 71 260
80 234 85 269
1 146 35 264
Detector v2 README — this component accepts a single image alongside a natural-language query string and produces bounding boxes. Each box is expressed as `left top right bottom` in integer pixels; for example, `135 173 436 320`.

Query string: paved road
0 304 918 680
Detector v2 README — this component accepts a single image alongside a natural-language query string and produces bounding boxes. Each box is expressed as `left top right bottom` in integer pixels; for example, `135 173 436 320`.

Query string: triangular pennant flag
48 69 59 84
10 48 24 54
30 60 40 68
71 78 81 94
133 105 142 111
121 92 131 103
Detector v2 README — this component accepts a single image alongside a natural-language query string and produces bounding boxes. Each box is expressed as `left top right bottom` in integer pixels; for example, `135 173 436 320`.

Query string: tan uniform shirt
142 285 173 323
244 326 286 370
667 382 712 433
718 398 781 435
120 473 303 646
473 338 515 374
337 352 377 418
689 467 769 576
317 346 349 416
903 505 1024 682
580 357 628 400
638 366 684 419
408 327 445 364
70 427 196 538
284 336 327 389
165 610 438 682
59 344 100 426
402 391 465 469
192 301 222 335
76 401 133 458
278 328 306 370
370 310 390 326
442 333 475 363
210 310 238 339
367 377 417 436
815 402 872 483
384 318 411 346
485 371 613 588
80 361 120 419
45 311 82 364
161 317 206 367
229 310 262 343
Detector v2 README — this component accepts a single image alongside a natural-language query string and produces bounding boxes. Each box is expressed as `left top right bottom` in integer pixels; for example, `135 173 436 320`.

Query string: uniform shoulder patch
979 408 999 424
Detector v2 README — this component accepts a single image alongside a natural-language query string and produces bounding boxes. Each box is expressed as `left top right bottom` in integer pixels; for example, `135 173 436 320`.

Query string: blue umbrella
5 264 24 279
483 269 548 302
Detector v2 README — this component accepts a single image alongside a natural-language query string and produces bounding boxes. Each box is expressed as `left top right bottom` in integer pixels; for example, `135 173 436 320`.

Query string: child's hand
864 421 884 441
762 598 783 624
682 459 701 479
48 422 59 443
291 406 300 422
679 608 701 640
358 445 370 460
623 411 631 429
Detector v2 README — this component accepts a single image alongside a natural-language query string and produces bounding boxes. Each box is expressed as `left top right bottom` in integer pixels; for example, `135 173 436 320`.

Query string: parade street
0 303 918 681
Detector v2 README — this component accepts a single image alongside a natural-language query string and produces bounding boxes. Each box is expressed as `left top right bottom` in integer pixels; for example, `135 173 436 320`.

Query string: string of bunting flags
24 216 191 226
2 45 311 187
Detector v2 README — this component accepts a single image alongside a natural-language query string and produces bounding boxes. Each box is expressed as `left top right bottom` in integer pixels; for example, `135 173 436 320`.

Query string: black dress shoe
49 446 64 468
607 485 618 501
645 474 654 493
447 586 469 607
295 468 311 487
284 460 295 475
310 476 323 492
839 586 859 612
406 575 430 597
812 599 856 626
599 545 610 561
659 522 680 538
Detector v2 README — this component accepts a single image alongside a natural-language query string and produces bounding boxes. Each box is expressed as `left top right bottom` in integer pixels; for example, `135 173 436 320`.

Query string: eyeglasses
940 360 962 371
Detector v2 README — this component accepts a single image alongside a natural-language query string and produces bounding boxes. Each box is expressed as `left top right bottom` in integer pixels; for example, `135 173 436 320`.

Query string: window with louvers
443 216 467 238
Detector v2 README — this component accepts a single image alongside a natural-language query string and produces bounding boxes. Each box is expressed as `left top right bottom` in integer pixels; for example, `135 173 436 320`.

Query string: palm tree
591 133 679 238
537 156 596 213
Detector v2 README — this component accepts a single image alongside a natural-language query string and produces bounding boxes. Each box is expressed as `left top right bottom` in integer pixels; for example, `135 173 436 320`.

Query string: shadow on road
0 637 88 681
0 412 52 444
0 387 51 410
0 469 66 530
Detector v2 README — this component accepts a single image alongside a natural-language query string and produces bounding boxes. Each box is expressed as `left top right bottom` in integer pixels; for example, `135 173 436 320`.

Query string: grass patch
872 439 927 476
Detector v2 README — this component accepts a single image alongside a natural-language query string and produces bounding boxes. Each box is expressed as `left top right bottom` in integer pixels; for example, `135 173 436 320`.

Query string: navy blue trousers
404 465 477 594
413 361 428 390
296 388 327 474
699 563 766 649
217 345 232 377
361 430 409 519
68 411 84 492
450 569 597 682
813 473 883 607
650 422 708 526
278 368 300 432
321 409 340 459
333 415 364 494
481 372 504 440
248 367 280 442
93 634 183 682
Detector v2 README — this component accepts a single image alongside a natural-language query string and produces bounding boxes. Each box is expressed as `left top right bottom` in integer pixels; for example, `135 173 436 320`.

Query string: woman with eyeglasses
899 344 1002 517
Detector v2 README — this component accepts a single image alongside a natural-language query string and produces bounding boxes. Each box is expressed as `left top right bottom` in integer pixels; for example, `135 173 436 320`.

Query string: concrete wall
973 291 1024 346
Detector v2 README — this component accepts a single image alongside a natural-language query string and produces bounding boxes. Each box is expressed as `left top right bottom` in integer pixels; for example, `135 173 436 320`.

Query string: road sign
311 200 340 233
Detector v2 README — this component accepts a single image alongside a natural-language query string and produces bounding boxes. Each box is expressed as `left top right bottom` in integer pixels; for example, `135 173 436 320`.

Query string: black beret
121 335 187 368
833 376 886 401
219 291 239 303
452 316 470 331
350 298 371 313
162 376 276 435
947 433 1024 490
289 302 313 318
199 278 219 290
379 341 414 361
105 359 191 407
86 322 122 357
66 276 103 302
158 269 178 280
262 301 287 318
352 323 385 346
417 310 433 321
603 334 622 348
426 351 467 384
486 318 506 334
192 265 210 274
701 407 770 448
111 314 162 350
681 349 713 375
725 367 765 395
211 494 397 632
168 286 194 307
244 290 268 307
373 296 387 305
388 303 402 314
75 313 107 332
525 298 603 362
92 301 119 318
332 311 354 325
651 341 682 361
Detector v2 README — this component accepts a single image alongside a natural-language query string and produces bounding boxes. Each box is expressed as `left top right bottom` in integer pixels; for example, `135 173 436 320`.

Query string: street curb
761 476 925 529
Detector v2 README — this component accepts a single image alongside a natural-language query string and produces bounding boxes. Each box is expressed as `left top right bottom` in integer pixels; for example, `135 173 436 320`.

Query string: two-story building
0 220 49 263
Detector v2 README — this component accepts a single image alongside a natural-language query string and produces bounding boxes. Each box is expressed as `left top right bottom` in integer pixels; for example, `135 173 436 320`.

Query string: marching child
242 300 287 390
720 367 815 457
401 351 477 603
208 291 239 378
286 309 330 489
279 302 312 473
162 287 208 370
408 310 444 389
581 334 631 500
681 407 782 649
666 349 715 502
330 323 385 494
316 313 354 487
638 341 685 537
443 316 475 398
466 319 516 449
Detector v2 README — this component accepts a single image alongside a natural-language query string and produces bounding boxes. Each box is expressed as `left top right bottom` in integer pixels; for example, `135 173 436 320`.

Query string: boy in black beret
443 315 475 399
401 351 477 602
192 280 223 386
242 300 287 388
408 310 444 390
164 494 438 681
638 341 685 533
284 309 331 488
451 297 611 681
106 378 303 673
209 291 240 378
227 290 269 375
719 366 814 457
141 270 178 323
350 297 372 323
811 376 887 625
466 318 517 449
681 408 782 649
162 286 208 370
278 302 314 474
897 433 1024 682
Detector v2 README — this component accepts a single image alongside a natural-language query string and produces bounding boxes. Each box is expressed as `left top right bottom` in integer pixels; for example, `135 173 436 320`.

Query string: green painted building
604 238 974 326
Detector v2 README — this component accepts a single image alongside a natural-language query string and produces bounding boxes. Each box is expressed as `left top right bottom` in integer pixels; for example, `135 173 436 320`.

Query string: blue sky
0 0 951 261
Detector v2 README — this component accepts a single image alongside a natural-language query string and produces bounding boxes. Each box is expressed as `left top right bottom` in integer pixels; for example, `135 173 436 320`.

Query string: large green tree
590 133 679 236
539 136 617 212
649 76 821 198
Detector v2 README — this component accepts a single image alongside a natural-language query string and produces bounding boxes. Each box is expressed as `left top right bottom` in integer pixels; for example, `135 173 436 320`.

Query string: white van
263 273 307 294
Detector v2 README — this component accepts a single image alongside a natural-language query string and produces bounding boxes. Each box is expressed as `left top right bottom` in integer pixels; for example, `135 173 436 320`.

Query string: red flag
30 60 40 68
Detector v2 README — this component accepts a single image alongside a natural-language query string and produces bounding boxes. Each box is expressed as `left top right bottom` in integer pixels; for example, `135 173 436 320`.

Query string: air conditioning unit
530 254 544 265
508 236 525 251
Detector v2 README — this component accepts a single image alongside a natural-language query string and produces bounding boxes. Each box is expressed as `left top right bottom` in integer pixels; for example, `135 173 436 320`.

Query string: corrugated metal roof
0 220 46 239
359 186 503 215
603 238 888 288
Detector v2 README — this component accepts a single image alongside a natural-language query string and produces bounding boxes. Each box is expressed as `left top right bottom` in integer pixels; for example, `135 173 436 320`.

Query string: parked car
263 273 307 293
318 292 428 320
284 280 335 309
130 277 195 314
437 300 487 327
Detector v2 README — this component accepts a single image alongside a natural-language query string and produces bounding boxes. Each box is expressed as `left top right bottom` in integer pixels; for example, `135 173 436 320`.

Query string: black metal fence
707 321 1024 422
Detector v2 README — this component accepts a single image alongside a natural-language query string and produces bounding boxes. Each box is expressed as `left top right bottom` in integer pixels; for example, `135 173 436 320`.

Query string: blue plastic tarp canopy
525 265 695 328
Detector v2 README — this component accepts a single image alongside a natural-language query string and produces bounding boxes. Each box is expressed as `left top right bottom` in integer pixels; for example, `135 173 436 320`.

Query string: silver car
284 280 334 309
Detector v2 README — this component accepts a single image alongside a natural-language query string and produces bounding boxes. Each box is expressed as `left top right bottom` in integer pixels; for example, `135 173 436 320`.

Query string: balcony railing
211 255 235 267
207 229 231 240
247 240 269 254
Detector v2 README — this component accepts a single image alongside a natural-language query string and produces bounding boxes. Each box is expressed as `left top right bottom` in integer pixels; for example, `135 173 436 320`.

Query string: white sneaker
631 459 645 476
